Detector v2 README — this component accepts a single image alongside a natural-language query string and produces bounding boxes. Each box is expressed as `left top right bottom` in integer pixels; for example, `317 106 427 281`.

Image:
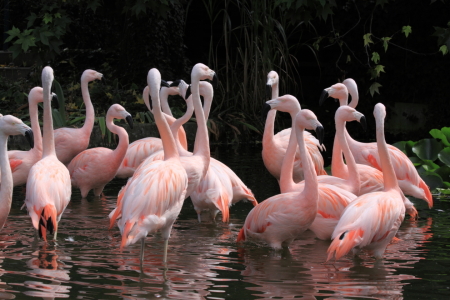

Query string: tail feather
244 187 258 206
38 204 57 241
327 229 364 261
109 187 125 229
120 221 134 251
237 227 246 242
218 194 230 223
419 179 433 208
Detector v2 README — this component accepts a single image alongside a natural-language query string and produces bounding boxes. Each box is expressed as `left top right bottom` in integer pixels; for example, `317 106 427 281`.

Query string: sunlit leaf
369 82 382 97
439 45 448 55
381 37 391 52
412 138 444 161
43 12 53 24
429 128 450 146
363 33 373 46
374 65 385 77
371 52 380 64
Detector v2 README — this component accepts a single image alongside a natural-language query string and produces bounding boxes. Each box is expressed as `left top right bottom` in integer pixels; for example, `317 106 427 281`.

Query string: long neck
81 78 95 135
331 135 348 178
262 82 279 146
295 125 319 203
191 78 210 170
0 133 13 228
336 118 360 195
170 99 194 155
279 124 297 193
42 78 55 157
107 116 129 164
152 89 179 160
29 98 43 153
376 114 398 190
160 88 173 117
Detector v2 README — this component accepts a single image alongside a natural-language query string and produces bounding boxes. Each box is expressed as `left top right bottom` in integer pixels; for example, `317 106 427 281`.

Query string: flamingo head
321 83 348 107
295 109 324 146
0 115 34 148
266 70 279 100
335 105 367 132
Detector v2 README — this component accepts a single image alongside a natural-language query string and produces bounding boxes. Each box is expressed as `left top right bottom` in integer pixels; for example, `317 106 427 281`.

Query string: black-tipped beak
25 129 34 148
261 103 271 123
360 115 367 132
52 93 59 109
148 91 153 111
169 79 181 87
315 125 324 146
212 73 219 88
185 85 192 100
125 115 134 129
161 80 170 88
319 89 329 106
266 84 272 100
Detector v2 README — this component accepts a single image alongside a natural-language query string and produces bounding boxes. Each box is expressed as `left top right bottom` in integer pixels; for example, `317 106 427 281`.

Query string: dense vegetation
1 0 449 144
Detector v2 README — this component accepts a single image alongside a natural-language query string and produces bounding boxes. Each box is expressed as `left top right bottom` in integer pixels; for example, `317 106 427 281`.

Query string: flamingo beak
25 129 34 148
185 85 192 100
266 84 272 100
51 93 59 109
161 80 170 88
261 103 271 123
169 79 181 87
319 89 329 106
125 115 134 129
315 125 325 146
148 91 153 111
360 115 367 132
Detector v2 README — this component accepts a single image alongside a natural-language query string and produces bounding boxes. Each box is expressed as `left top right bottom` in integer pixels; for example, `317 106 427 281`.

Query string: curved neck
262 82 279 145
80 78 95 135
29 98 43 153
160 88 173 117
295 125 318 201
191 78 210 164
331 135 348 178
279 125 297 193
0 133 12 228
336 119 360 195
152 86 179 160
107 116 129 162
42 76 55 157
376 114 398 190
170 99 194 154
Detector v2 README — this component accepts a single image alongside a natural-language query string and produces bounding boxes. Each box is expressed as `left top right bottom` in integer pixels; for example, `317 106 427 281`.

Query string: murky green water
2 144 449 299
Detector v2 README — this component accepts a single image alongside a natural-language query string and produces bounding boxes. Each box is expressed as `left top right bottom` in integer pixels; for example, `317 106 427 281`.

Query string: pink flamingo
326 83 418 217
112 68 188 264
237 109 324 249
54 69 103 165
0 115 34 229
274 96 359 240
321 79 433 209
5 87 47 187
68 104 133 199
262 71 326 183
115 80 189 179
25 66 72 241
327 103 406 260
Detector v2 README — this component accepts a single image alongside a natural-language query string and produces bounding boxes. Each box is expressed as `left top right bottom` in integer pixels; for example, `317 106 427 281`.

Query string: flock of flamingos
0 63 433 267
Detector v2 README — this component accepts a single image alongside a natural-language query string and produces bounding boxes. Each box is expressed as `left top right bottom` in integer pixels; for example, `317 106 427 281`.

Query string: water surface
2 144 449 299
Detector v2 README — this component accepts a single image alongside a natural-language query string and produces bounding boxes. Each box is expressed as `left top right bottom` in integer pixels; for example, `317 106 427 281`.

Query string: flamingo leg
163 239 169 264
54 229 58 240
140 237 145 265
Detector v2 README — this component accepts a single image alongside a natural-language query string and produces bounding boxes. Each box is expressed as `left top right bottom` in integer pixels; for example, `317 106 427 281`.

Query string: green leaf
87 0 102 12
436 187 450 195
26 12 37 27
52 109 65 129
408 156 423 167
421 159 440 172
15 34 36 52
363 33 373 46
439 45 448 55
412 138 444 161
374 65 385 77
393 140 417 156
43 13 53 24
39 30 54 46
435 166 450 182
5 26 21 42
97 116 106 139
369 82 382 97
402 25 412 38
381 37 391 52
371 52 380 64
421 171 444 191
54 12 61 19
430 128 450 146
438 147 450 167
346 55 351 63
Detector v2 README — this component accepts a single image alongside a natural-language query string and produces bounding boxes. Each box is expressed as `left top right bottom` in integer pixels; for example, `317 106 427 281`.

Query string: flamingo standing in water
54 69 103 165
115 80 189 179
237 109 324 249
327 103 406 260
68 104 133 199
320 79 433 209
326 83 418 217
113 68 188 264
25 66 72 241
273 95 359 240
5 87 54 187
262 71 326 183
0 115 34 230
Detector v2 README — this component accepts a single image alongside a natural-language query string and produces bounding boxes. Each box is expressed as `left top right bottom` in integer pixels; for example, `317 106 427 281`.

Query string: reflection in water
0 145 445 299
